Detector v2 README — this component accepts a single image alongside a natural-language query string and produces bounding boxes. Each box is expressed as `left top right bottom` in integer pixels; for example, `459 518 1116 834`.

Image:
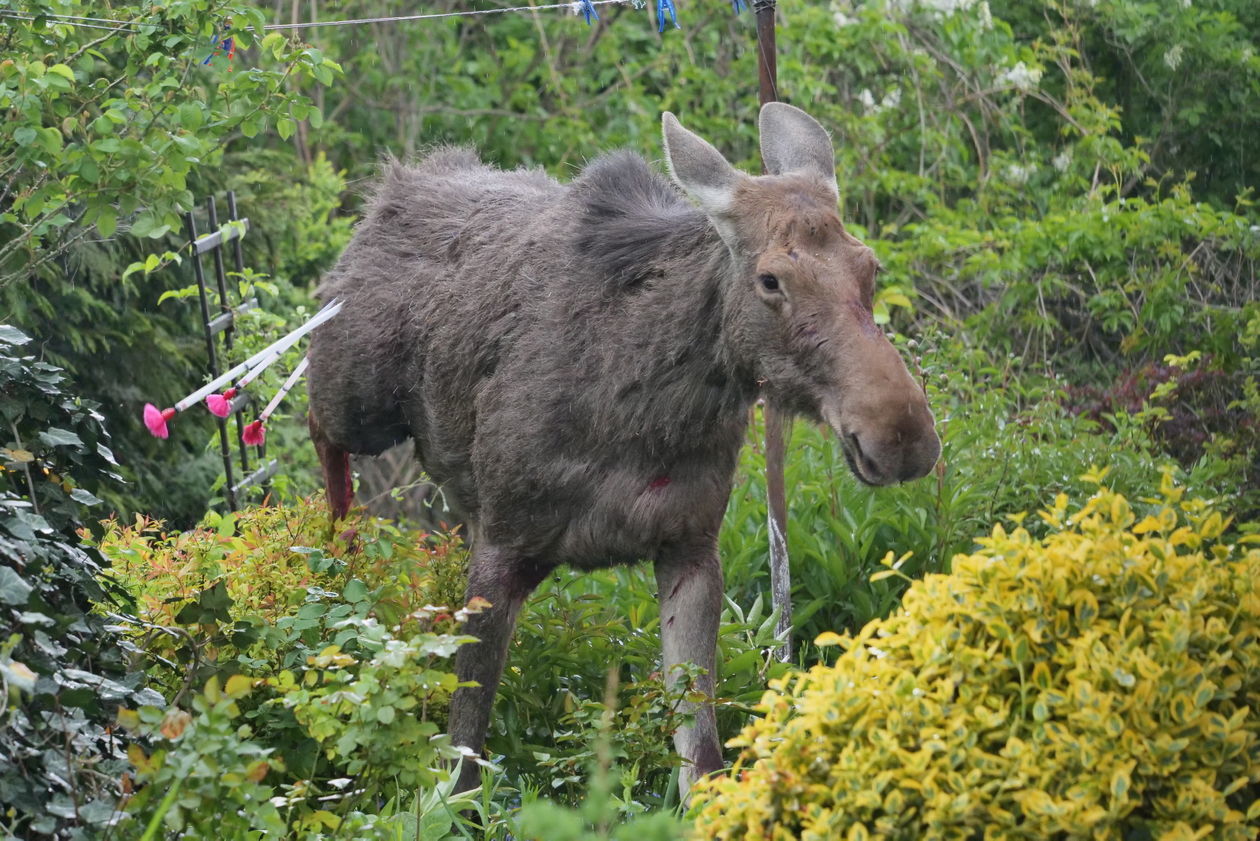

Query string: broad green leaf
39 427 84 448
0 566 33 606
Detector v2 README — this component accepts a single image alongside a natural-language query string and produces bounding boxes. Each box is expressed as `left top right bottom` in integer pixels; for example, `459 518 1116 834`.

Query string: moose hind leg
655 546 724 800
449 541 551 793
309 412 354 520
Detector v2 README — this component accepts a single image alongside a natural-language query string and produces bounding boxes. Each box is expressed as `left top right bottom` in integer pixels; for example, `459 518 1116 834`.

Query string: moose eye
759 274 781 293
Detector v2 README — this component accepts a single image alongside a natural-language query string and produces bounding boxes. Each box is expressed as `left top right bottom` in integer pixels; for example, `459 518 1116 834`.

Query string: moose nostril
847 432 889 485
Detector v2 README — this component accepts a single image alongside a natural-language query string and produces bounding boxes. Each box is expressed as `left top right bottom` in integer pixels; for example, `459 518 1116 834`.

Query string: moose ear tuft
759 103 838 199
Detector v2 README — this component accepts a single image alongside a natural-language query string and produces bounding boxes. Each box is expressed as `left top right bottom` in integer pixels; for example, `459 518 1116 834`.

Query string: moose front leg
448 541 550 794
655 545 724 800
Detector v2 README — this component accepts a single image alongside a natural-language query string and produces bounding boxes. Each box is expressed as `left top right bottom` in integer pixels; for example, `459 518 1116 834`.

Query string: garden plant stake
143 300 341 439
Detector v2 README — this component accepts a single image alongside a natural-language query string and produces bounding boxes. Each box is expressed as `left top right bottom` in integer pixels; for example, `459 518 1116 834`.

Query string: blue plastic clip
657 0 679 31
578 0 599 24
201 28 219 65
201 26 235 66
731 0 746 12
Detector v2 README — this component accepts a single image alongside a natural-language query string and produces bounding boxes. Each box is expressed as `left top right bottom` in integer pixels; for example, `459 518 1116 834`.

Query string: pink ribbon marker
143 404 178 439
241 357 310 447
206 387 238 417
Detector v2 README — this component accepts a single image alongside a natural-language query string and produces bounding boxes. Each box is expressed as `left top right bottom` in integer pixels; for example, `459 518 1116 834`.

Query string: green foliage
513 678 687 841
0 326 159 839
97 493 467 683
116 645 483 840
491 564 791 809
96 499 482 838
692 477 1260 840
0 0 340 273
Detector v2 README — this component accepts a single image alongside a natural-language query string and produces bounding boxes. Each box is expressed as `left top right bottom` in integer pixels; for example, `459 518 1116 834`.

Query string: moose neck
565 152 761 460
594 220 759 458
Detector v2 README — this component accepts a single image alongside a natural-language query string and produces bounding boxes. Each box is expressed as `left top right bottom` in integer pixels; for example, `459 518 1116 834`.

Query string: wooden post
755 0 778 106
754 0 792 663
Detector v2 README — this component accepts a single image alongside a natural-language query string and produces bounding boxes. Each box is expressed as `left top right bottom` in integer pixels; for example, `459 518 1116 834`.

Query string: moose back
306 103 941 794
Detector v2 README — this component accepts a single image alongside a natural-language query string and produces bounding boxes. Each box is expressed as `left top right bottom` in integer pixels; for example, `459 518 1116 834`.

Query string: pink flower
143 404 176 439
241 420 266 446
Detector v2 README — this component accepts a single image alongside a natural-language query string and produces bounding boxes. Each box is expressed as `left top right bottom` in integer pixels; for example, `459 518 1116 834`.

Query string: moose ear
759 103 839 200
662 112 744 235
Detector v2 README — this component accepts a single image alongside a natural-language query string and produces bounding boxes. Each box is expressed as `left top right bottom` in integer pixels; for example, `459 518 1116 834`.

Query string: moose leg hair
655 543 724 798
449 538 552 793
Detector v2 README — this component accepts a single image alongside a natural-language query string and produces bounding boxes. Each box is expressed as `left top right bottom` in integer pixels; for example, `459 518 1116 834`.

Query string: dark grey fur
311 150 751 565
306 105 940 796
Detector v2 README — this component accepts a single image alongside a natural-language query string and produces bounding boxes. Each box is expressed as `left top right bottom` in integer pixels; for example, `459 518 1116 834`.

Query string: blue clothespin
578 0 599 24
201 27 220 65
201 23 235 66
657 0 679 31
731 0 746 12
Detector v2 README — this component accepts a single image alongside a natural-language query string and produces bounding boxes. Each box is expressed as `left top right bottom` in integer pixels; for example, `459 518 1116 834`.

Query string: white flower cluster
858 87 903 114
997 61 1043 92
1004 162 1035 185
1164 43 1184 71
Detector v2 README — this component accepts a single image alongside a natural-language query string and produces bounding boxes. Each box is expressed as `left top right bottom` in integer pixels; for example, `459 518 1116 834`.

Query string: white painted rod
173 300 341 411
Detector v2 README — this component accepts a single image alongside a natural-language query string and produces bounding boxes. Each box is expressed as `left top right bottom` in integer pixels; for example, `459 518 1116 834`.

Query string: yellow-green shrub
98 495 466 629
692 474 1260 840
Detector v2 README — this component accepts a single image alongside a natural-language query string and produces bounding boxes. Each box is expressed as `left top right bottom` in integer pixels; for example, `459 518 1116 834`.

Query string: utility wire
265 0 633 29
0 12 145 33
1 1 636 36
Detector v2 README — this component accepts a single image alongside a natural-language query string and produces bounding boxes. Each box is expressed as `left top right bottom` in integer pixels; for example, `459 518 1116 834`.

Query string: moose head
663 104 940 485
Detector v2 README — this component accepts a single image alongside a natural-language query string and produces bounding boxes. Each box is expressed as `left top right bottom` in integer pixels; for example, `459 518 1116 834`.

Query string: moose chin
305 103 941 797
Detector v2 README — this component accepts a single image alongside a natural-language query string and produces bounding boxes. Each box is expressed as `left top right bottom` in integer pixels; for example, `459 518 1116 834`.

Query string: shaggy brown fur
306 105 940 795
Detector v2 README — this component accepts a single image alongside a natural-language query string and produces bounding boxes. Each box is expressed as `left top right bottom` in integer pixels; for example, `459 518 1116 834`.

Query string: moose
305 103 941 795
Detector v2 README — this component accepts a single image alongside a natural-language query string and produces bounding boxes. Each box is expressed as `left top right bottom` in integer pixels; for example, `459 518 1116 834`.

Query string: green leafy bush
0 326 160 838
491 564 791 810
99 498 466 676
115 632 483 840
97 499 480 837
692 476 1260 840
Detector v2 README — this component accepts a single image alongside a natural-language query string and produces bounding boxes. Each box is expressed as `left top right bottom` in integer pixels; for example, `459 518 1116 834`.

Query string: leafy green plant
0 0 340 274
98 497 466 680
95 498 482 836
0 325 159 839
511 673 687 841
491 564 791 809
692 475 1260 839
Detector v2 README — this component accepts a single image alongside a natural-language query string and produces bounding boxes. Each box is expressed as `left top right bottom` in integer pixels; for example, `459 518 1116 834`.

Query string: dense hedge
0 327 160 839
692 477 1260 840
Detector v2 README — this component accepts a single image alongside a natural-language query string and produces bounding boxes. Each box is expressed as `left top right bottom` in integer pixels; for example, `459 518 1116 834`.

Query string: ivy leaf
0 326 31 345
39 427 85 449
0 566 33 605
